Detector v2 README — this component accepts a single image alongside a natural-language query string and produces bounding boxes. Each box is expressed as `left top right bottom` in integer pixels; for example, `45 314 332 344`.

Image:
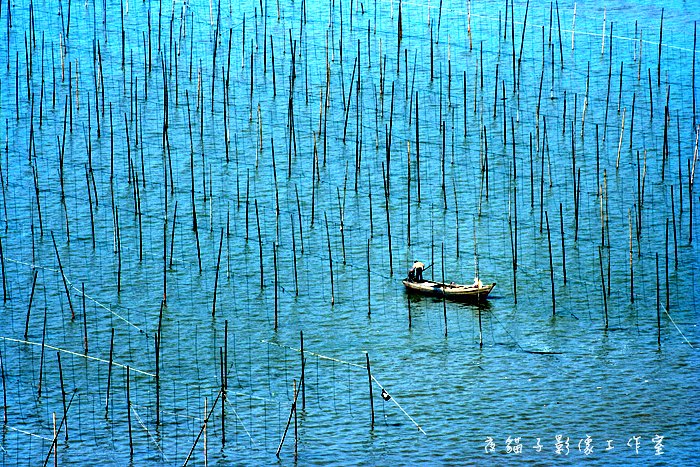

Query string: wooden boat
402 277 496 302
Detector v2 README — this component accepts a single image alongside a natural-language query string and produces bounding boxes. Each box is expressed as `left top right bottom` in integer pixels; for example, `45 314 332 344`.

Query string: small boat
402 277 496 302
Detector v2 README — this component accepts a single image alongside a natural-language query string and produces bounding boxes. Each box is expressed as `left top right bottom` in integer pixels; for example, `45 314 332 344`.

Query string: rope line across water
0 336 155 377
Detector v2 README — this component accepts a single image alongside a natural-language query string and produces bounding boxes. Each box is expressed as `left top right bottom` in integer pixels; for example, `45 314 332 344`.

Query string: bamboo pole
442 243 447 336
658 9 664 87
366 352 374 429
57 352 68 440
105 328 114 417
545 211 555 315
325 212 335 305
275 369 303 457
274 243 278 330
300 331 306 410
256 199 263 288
38 306 47 398
629 208 634 303
155 332 160 426
665 219 670 311
127 365 133 456
42 392 75 467
599 246 608 329
367 238 371 317
212 228 224 317
0 347 6 423
656 252 661 347
51 231 74 320
82 283 88 354
183 390 222 466
24 270 38 339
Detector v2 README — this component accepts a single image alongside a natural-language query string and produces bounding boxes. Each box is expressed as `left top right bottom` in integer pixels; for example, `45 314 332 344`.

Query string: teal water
0 0 698 464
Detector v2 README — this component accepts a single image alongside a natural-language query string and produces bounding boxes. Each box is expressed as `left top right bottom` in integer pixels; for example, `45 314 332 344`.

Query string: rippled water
0 0 698 465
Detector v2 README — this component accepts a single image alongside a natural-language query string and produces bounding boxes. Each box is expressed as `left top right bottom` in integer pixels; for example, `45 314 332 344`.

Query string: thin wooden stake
559 203 567 285
82 282 88 354
51 231 74 320
273 243 278 330
300 331 305 410
275 370 302 458
0 347 6 423
656 252 661 347
24 270 38 339
545 211 555 315
56 352 68 441
126 365 133 456
367 238 371 317
599 246 608 329
105 328 114 417
442 243 447 336
212 228 224 317
324 212 335 305
183 390 222 466
366 352 374 429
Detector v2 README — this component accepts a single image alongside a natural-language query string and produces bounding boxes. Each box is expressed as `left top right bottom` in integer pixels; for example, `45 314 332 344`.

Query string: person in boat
409 261 425 282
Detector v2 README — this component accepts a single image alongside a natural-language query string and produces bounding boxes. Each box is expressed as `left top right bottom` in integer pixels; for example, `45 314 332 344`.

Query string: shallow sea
0 0 698 465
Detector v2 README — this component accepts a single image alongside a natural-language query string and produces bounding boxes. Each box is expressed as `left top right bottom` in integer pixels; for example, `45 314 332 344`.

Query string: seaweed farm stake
559 203 567 285
671 186 678 268
656 253 661 348
42 391 75 467
324 212 335 305
155 332 161 426
0 233 6 302
367 238 371 317
256 199 264 288
442 243 447 337
648 68 653 120
366 352 374 429
220 348 225 446
82 283 88 354
291 214 299 295
24 269 38 339
665 219 670 311
294 185 304 253
0 347 6 423
300 330 306 410
116 208 122 292
382 162 393 275
51 231 74 320
478 306 483 348
169 201 178 269
599 246 608 329
415 92 421 202
689 159 694 244
105 328 114 417
658 9 664 87
127 365 133 456
273 243 278 330
545 211 555 315
629 209 634 303
212 228 224 317
38 306 47 398
57 352 68 440
695 22 698 126
224 318 229 396
86 167 95 249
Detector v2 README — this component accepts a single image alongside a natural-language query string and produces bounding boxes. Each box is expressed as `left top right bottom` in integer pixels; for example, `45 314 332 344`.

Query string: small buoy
381 389 391 401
